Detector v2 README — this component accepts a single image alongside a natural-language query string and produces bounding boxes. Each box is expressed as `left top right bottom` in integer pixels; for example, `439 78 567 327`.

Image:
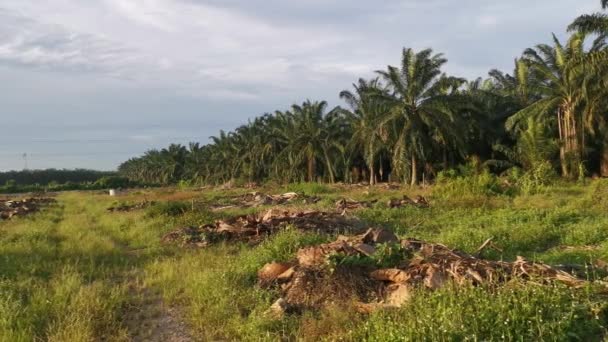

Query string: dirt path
122 281 193 342
67 197 195 342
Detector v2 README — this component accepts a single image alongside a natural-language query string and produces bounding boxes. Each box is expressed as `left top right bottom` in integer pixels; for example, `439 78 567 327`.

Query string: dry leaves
161 209 365 247
259 229 588 316
1 197 56 220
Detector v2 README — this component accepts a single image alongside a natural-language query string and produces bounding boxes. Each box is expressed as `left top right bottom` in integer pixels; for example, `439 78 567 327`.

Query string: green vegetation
2 180 608 340
118 3 608 188
0 170 138 194
3 2 608 340
0 169 115 186
0 193 169 341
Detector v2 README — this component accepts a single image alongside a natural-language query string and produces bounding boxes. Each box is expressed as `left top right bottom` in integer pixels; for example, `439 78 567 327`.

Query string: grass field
2 181 608 341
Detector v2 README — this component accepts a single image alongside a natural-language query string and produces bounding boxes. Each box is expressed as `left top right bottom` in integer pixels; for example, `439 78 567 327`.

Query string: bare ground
122 279 194 342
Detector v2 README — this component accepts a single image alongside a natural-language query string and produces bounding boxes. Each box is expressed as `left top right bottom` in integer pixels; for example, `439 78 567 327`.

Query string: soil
122 285 193 342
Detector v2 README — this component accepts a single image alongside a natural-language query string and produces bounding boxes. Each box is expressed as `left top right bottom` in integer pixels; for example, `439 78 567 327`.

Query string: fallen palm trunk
161 209 365 247
0 197 56 220
259 229 587 316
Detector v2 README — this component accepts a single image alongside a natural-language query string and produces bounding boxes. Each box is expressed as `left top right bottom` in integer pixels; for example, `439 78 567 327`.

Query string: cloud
0 8 140 77
105 0 178 32
0 0 602 170
477 15 499 28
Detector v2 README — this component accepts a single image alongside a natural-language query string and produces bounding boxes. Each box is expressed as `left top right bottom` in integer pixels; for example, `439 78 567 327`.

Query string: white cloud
477 14 498 28
0 0 603 170
0 9 140 74
105 0 178 32
0 0 355 99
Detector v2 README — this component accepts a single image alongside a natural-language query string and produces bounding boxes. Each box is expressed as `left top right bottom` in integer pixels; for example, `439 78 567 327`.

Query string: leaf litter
0 197 56 220
258 228 594 317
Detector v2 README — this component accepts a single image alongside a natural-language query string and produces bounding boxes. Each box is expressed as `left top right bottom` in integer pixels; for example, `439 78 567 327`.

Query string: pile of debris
210 192 321 211
258 228 586 316
162 209 365 248
1 197 56 220
107 200 155 212
379 183 402 190
335 198 377 212
388 195 429 208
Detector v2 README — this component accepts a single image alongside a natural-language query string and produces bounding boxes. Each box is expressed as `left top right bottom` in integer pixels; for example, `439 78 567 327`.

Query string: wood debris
161 209 365 247
107 200 155 212
259 229 589 315
387 195 429 208
0 197 56 220
335 198 377 211
210 192 321 211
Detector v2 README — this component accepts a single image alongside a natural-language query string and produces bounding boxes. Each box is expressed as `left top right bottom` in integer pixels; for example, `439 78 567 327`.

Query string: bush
580 178 608 210
327 242 409 271
515 161 557 195
284 183 333 195
434 168 507 199
95 176 131 189
145 201 190 217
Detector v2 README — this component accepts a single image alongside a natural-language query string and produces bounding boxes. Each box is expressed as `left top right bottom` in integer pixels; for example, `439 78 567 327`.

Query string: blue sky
0 0 600 171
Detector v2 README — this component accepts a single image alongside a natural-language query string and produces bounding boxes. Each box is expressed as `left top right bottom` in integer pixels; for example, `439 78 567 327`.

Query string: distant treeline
0 169 115 185
0 169 140 194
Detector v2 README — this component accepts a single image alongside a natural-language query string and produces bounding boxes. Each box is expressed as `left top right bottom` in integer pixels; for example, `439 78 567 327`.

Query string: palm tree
209 130 238 183
580 56 608 175
340 78 389 185
506 32 607 177
272 101 341 182
569 0 608 33
376 48 467 185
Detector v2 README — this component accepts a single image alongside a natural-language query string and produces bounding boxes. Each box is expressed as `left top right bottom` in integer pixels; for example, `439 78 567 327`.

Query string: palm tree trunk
323 151 335 184
307 154 315 182
557 107 570 178
601 138 608 177
563 104 580 178
369 160 375 185
410 154 418 186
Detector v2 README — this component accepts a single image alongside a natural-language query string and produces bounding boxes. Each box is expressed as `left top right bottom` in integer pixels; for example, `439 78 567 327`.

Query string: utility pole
22 153 28 170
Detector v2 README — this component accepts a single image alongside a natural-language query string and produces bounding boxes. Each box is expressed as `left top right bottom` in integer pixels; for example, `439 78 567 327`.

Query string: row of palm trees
119 3 608 186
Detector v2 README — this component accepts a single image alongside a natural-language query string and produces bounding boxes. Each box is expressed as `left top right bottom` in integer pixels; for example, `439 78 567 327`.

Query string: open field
2 181 608 341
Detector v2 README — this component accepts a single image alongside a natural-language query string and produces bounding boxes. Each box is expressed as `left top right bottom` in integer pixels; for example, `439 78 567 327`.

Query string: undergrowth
3 181 608 340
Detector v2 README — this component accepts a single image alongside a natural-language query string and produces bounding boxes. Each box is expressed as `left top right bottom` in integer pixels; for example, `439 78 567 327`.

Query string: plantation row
119 3 608 186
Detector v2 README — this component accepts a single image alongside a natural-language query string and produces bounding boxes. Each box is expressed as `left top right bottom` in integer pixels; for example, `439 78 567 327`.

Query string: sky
0 0 601 171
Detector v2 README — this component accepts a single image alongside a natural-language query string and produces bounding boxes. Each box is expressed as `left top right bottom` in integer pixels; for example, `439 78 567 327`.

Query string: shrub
326 243 410 271
434 168 507 199
145 201 190 217
515 161 557 195
94 176 131 189
284 183 333 195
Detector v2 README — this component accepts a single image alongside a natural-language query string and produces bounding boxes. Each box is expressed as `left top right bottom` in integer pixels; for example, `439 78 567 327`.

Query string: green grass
351 283 606 341
0 193 168 341
2 181 608 340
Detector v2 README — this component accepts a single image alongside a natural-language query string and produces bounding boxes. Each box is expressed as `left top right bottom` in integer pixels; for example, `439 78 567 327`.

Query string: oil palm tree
340 78 389 185
293 100 327 182
569 0 608 33
506 32 607 177
376 48 467 185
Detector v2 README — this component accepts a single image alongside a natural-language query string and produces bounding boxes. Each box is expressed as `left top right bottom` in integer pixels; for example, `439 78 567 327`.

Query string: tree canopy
119 3 608 186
